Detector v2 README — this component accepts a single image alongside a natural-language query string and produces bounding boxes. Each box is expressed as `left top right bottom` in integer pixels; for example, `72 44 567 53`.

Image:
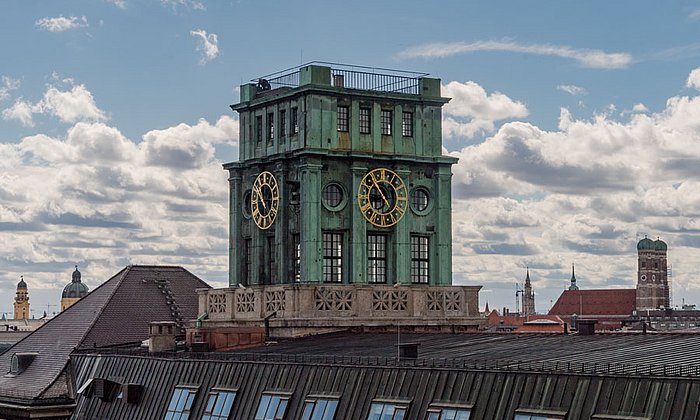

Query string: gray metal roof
0 265 209 403
70 332 700 420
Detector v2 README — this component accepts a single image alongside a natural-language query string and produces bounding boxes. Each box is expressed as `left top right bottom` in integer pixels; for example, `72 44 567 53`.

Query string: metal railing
72 349 700 378
253 62 428 94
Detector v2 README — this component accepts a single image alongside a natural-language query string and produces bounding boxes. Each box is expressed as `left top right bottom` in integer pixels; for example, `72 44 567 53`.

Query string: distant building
13 276 29 320
61 265 90 311
568 263 579 291
636 237 669 310
549 288 637 330
522 268 535 316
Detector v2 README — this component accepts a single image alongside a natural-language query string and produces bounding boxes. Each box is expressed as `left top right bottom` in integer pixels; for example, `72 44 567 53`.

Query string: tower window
322 183 344 209
291 107 299 134
293 234 300 282
359 108 371 134
411 236 429 283
267 236 277 284
402 111 413 137
380 109 392 135
279 110 286 139
255 116 263 143
367 234 387 283
267 113 274 143
337 106 349 132
244 239 252 284
323 232 343 283
411 188 429 212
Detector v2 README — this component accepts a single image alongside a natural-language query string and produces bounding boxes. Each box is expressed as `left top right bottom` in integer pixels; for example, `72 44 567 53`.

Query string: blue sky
3 0 700 317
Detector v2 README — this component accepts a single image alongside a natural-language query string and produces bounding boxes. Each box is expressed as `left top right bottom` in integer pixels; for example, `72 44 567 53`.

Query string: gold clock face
358 168 408 227
251 171 279 230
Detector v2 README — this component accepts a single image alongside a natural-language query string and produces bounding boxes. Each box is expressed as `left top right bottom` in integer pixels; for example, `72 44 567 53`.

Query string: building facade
13 276 29 321
226 63 456 287
636 237 669 310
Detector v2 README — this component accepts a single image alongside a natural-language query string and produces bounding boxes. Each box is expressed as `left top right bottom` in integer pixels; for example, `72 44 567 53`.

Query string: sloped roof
0 265 209 401
548 288 636 317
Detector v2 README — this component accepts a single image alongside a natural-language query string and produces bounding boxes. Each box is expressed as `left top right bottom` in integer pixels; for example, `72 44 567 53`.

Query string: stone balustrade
198 284 482 324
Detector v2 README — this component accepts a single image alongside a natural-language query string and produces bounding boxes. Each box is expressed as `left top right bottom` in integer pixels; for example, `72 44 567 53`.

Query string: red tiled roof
548 289 636 317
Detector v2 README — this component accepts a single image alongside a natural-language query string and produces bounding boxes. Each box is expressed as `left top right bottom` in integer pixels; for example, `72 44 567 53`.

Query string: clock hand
254 185 267 211
371 178 390 209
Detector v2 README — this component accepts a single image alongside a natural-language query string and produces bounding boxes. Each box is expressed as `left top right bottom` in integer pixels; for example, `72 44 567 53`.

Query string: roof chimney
148 321 178 353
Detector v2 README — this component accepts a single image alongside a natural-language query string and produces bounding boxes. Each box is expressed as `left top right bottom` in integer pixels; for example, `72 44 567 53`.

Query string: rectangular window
402 112 413 137
267 236 277 284
202 390 237 420
380 109 392 135
337 106 349 132
256 116 263 143
267 113 274 143
279 110 286 139
301 398 339 420
244 239 252 284
514 415 565 420
411 236 429 284
255 393 290 420
165 386 198 420
367 234 387 283
293 234 301 282
359 107 371 134
427 406 471 420
291 107 299 134
367 402 408 420
323 232 343 283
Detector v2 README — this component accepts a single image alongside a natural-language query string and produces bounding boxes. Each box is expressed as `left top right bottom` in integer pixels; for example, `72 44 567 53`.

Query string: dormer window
6 352 37 377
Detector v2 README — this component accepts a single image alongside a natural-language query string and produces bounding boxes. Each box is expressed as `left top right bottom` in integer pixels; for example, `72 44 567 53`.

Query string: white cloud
2 99 35 127
107 0 127 9
38 84 107 123
0 76 20 101
449 67 700 310
557 84 587 96
632 103 649 113
441 81 528 140
687 67 700 90
688 9 700 21
397 40 633 70
1 83 107 126
190 29 219 64
162 0 206 11
35 16 88 32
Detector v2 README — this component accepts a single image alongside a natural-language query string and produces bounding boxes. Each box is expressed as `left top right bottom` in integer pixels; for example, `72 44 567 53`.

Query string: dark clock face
251 171 279 230
357 168 407 227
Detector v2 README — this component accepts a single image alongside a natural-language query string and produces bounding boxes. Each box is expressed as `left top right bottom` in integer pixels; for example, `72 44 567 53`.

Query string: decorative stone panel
235 291 256 314
207 293 227 314
315 287 353 311
372 290 408 311
265 290 286 313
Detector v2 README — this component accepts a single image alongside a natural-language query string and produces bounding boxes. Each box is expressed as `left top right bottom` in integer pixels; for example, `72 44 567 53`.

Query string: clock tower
194 63 482 346
225 63 456 286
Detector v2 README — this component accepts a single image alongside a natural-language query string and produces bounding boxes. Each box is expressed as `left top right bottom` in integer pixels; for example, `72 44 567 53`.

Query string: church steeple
522 266 535 316
568 263 579 291
14 275 30 320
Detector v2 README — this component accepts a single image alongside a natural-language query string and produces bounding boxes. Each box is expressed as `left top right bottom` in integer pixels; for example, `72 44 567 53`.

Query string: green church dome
653 239 667 251
62 266 89 299
637 237 655 251
637 237 667 251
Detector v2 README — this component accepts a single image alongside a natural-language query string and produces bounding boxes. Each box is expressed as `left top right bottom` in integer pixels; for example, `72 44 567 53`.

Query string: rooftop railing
252 61 429 95
74 349 700 378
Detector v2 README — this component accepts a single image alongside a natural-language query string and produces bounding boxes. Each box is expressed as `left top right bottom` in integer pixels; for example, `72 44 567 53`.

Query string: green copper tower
225 62 456 287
